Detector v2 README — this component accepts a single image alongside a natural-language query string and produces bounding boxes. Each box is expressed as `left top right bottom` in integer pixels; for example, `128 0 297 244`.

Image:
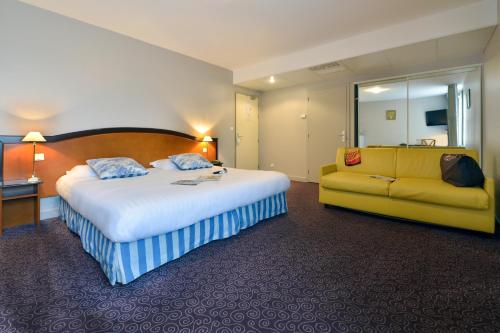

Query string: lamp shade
202 135 213 142
22 131 46 143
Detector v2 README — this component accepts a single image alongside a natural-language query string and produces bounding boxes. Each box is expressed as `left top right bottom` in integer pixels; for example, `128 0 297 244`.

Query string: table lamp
202 135 213 155
22 131 46 183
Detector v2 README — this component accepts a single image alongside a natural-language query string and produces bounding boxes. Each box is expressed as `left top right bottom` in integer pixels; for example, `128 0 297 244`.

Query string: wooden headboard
0 128 217 198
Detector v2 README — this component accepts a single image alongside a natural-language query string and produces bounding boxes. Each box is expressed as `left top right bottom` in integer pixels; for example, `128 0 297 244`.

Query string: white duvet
56 167 290 243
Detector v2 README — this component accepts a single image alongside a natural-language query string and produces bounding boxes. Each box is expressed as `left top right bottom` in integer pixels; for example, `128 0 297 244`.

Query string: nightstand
0 180 42 236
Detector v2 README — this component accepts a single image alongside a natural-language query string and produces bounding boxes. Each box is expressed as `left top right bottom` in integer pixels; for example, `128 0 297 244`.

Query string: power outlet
34 153 45 161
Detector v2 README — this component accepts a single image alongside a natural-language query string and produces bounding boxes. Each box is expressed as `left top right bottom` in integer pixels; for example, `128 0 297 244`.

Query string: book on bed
171 180 202 185
197 175 222 181
171 175 222 185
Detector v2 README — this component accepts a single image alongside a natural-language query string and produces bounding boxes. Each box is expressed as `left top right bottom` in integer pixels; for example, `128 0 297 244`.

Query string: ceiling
20 0 483 71
359 72 470 102
238 27 495 92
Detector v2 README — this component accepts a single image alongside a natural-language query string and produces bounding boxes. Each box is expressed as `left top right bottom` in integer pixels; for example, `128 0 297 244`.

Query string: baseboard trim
40 196 60 221
41 207 59 221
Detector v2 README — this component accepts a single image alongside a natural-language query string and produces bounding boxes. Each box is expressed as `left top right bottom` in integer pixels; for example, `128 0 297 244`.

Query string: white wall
408 95 448 146
259 81 351 181
483 0 500 220
0 0 240 219
358 99 407 146
0 0 236 165
462 69 482 158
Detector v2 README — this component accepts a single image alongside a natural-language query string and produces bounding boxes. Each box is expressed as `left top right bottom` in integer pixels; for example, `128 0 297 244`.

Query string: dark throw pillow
440 154 485 187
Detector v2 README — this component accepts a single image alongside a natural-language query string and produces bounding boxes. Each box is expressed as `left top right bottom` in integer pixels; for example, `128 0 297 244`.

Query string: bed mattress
56 167 290 243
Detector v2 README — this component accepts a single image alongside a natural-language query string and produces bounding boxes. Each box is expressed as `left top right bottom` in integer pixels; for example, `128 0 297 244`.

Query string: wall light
202 135 213 154
269 76 276 84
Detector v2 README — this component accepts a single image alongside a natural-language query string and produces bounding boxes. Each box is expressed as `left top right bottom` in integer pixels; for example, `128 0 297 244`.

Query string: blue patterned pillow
87 157 149 180
169 153 213 170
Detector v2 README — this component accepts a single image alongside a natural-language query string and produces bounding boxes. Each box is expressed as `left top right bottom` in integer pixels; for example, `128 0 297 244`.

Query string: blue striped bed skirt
59 192 288 285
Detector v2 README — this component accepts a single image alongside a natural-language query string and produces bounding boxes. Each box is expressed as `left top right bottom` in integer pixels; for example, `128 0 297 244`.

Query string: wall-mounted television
425 109 448 126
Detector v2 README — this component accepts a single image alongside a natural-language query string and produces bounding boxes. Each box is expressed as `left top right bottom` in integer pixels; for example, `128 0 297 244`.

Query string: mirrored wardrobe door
358 79 408 147
407 67 481 153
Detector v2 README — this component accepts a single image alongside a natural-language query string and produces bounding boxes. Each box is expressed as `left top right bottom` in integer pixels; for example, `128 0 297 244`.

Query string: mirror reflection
357 67 481 154
358 81 408 147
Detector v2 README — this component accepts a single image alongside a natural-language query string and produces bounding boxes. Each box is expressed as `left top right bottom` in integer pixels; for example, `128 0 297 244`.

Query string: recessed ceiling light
269 76 276 84
364 86 389 94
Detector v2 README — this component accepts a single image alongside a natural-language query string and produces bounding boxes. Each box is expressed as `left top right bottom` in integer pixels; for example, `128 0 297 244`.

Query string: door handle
236 133 243 145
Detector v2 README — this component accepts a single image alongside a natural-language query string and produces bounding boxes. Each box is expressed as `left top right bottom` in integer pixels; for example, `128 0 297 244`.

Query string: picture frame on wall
386 110 396 120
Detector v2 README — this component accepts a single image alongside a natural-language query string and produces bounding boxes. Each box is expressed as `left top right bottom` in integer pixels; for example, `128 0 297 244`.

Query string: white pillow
66 165 98 179
149 158 178 170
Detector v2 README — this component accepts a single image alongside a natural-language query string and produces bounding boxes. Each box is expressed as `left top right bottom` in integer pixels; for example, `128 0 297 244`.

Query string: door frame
235 92 260 169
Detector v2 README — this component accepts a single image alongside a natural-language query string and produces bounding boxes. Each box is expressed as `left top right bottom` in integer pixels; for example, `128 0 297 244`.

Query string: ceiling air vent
309 62 345 75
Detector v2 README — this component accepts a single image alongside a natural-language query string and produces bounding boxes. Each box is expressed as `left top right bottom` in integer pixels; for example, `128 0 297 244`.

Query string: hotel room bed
56 167 290 285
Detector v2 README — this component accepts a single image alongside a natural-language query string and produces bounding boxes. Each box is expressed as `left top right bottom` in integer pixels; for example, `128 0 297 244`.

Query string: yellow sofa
319 148 496 233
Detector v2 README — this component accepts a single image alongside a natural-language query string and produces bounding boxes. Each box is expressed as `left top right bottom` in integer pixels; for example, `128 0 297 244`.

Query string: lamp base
28 176 40 183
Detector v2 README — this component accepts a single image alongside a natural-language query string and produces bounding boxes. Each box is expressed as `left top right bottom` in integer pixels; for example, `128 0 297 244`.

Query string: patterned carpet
0 182 499 332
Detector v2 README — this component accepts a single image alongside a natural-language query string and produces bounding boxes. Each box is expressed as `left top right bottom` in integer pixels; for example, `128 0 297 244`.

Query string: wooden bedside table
0 180 42 236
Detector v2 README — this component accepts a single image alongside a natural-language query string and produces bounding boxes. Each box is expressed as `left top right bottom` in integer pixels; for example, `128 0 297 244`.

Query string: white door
307 86 347 182
236 93 259 169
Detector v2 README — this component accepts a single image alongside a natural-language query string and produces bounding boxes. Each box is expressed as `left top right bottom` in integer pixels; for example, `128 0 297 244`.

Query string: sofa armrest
320 163 337 177
484 177 495 197
484 177 496 218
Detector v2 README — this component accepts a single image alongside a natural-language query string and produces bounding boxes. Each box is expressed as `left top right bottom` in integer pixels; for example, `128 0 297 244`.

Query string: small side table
0 180 42 236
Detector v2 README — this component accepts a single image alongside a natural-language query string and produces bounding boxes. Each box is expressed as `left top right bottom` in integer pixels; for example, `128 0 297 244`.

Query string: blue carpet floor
0 182 499 332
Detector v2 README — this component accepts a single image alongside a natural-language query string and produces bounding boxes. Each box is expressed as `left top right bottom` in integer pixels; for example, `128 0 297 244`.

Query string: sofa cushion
336 148 397 177
396 148 479 179
321 172 390 196
389 178 488 210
